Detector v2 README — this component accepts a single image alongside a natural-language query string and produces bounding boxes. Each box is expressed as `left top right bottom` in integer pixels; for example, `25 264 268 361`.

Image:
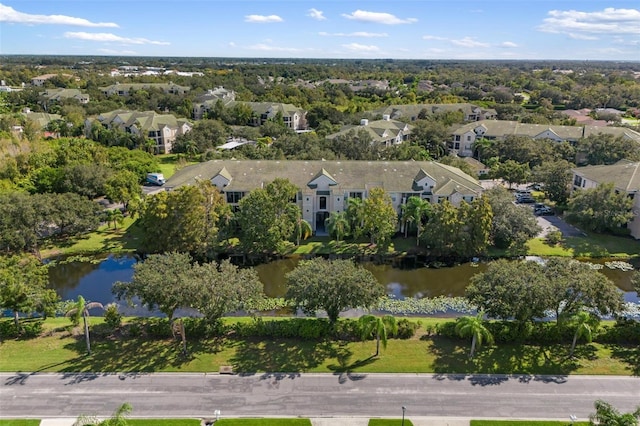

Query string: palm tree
65 295 104 355
569 310 596 358
403 196 431 245
455 311 493 359
358 314 398 357
400 203 415 239
472 137 493 162
325 212 349 242
293 217 312 246
105 208 124 230
346 197 364 240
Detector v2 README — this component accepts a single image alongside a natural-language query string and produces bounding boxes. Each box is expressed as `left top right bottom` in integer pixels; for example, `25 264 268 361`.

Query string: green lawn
527 233 640 258
1 318 637 376
127 420 200 425
215 419 312 425
369 419 414 426
0 421 40 426
40 216 142 259
471 421 588 426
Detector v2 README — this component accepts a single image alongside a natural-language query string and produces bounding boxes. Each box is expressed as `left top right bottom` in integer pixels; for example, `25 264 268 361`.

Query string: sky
0 0 639 60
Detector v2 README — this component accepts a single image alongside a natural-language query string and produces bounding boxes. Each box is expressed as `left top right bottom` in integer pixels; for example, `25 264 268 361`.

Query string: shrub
393 319 419 339
546 230 563 246
103 303 122 330
145 318 172 338
597 318 640 344
0 319 43 338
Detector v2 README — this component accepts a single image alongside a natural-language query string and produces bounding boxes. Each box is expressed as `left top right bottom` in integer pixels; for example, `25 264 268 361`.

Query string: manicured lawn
0 421 40 426
527 233 640 258
127 420 201 425
156 154 198 179
40 216 142 259
215 419 312 425
369 419 414 425
1 318 637 376
471 421 588 426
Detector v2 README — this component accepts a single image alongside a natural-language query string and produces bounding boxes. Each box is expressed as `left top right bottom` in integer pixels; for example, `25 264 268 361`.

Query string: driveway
536 214 585 238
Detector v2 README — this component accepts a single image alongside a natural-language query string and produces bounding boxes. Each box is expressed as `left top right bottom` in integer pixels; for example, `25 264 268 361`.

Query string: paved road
2 373 639 420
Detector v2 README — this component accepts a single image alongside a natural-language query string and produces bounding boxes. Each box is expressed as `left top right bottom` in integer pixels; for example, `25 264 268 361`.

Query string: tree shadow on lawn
229 338 344 374
606 344 640 376
60 335 212 372
565 237 610 258
429 336 586 377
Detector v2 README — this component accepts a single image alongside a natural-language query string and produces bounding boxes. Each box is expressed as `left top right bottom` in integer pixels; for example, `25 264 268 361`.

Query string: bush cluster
0 319 43 338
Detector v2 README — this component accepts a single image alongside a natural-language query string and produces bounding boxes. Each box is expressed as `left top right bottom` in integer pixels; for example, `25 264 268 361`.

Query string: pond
46 255 639 316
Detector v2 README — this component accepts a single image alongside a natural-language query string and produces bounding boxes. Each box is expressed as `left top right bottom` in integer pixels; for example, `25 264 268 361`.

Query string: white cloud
539 8 640 35
342 10 417 25
0 3 118 27
307 8 326 21
450 37 490 48
568 33 598 40
247 43 304 53
229 42 237 47
244 14 283 23
98 48 137 55
500 41 518 48
319 31 388 38
341 43 380 53
64 32 170 45
422 35 447 41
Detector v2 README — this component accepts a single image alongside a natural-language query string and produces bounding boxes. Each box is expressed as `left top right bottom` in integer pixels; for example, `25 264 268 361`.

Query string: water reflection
46 255 639 315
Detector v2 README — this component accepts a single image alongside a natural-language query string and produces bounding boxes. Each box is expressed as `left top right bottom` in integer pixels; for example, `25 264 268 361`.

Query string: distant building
100 82 190 96
39 88 90 110
86 110 192 154
571 160 640 239
326 116 412 147
192 87 236 120
373 103 497 123
450 120 640 157
31 73 75 86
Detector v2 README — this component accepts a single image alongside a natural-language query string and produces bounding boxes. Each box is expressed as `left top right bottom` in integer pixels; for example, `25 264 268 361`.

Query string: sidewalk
38 418 471 426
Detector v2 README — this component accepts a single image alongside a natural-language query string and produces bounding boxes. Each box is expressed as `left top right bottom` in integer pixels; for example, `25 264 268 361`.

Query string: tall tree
189 260 264 325
455 311 494 359
65 295 104 355
325 211 349 242
568 310 597 358
401 196 431 245
566 183 633 233
285 258 385 325
362 187 398 247
358 314 398 357
493 160 530 188
104 170 142 212
534 160 573 205
484 187 540 253
421 200 461 256
236 178 299 254
345 197 365 240
0 255 58 327
113 252 195 325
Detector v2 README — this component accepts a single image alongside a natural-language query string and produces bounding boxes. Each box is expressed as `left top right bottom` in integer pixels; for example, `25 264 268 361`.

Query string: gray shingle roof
165 160 482 197
572 160 640 193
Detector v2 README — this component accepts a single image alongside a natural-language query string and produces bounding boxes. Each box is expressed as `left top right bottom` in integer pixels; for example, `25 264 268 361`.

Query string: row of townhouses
450 120 640 157
163 160 484 233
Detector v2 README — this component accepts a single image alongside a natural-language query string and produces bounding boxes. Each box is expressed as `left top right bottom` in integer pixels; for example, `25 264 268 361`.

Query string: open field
1 318 637 376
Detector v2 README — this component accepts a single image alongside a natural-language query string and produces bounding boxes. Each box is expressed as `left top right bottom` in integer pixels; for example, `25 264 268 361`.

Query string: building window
319 196 327 210
454 143 460 149
466 135 472 141
573 175 583 187
349 192 363 199
455 135 461 141
226 191 245 204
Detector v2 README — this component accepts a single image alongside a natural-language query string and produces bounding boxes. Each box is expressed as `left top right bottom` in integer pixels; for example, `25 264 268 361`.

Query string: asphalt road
1 373 639 420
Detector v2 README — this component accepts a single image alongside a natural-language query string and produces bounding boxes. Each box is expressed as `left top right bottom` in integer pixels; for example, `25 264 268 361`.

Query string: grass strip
369 419 414 425
0 421 40 426
471 421 589 426
215 419 312 425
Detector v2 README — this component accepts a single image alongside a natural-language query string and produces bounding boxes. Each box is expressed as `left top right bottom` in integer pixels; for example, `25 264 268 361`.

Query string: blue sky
1 1 639 60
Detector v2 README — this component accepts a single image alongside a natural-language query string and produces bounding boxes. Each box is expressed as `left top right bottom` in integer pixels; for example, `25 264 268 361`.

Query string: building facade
164 160 483 233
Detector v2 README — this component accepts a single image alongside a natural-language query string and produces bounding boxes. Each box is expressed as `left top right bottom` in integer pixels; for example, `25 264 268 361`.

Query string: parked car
516 195 535 203
535 206 554 216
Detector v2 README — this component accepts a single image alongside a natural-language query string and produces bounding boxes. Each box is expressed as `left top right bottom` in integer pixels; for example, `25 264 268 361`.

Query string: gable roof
165 160 482 198
572 160 640 193
326 119 412 143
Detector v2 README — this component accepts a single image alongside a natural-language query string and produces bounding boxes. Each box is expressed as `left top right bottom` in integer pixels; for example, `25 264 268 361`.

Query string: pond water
46 255 639 316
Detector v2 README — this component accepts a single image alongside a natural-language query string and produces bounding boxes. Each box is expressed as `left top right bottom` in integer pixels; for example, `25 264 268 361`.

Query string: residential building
86 110 192 153
192 87 236 119
571 160 640 239
230 101 308 131
31 73 75 86
39 88 90 110
100 82 190 96
326 117 412 147
164 160 483 233
450 120 640 157
373 103 497 123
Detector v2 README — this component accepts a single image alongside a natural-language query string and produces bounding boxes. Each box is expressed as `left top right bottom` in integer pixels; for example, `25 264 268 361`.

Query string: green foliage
358 314 398 356
493 160 530 187
484 187 540 252
0 319 43 338
231 318 337 340
566 183 633 234
394 318 419 339
546 230 563 246
579 134 640 166
236 178 300 255
362 187 398 248
103 303 122 330
285 258 385 324
589 400 640 426
455 311 494 358
534 160 573 205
